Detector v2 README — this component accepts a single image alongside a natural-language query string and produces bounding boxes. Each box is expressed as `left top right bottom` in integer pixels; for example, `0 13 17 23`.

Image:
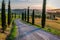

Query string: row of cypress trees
12 13 20 19
1 0 11 33
21 8 35 25
12 0 46 28
1 0 46 33
21 0 46 28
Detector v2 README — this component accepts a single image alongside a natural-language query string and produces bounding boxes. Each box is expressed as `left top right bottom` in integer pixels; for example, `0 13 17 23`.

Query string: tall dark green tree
27 7 29 23
12 13 13 18
24 9 26 21
22 12 24 20
41 0 46 28
32 9 35 25
8 0 11 25
1 0 6 33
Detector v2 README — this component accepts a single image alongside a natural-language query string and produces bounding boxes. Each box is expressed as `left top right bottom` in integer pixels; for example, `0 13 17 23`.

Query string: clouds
10 0 43 9
10 4 42 9
46 0 60 8
10 4 56 9
0 0 60 9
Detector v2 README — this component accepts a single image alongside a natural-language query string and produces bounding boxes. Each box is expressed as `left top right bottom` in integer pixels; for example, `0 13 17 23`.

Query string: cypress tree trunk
41 0 46 28
1 0 6 33
27 7 29 23
24 9 26 21
8 0 11 25
32 9 35 25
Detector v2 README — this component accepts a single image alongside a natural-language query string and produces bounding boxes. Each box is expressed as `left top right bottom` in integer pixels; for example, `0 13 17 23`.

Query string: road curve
15 19 60 40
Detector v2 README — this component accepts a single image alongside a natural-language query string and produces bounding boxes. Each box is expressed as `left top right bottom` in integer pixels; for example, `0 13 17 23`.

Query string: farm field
29 17 60 30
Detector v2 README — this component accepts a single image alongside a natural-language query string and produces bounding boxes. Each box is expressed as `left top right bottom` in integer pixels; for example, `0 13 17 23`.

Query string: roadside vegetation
6 21 17 40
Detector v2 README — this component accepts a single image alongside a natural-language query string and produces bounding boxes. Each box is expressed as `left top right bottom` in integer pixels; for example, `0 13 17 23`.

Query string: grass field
29 17 60 30
29 17 60 36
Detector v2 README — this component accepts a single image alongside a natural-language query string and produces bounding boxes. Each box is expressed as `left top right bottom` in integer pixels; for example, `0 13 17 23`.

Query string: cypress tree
22 12 24 20
23 13 25 20
12 13 13 18
1 0 6 33
32 9 35 25
22 13 23 20
41 0 46 28
27 7 29 23
8 0 11 25
24 9 26 21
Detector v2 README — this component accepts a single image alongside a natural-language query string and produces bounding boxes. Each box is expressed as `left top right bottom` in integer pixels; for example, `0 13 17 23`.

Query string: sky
0 0 60 9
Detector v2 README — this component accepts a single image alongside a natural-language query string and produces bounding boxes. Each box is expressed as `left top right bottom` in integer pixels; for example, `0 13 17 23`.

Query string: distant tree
35 15 41 18
22 12 24 20
19 13 20 18
53 15 55 20
24 9 26 21
1 0 6 33
12 13 13 18
27 7 29 23
8 0 11 25
32 9 35 25
41 0 46 28
15 13 16 18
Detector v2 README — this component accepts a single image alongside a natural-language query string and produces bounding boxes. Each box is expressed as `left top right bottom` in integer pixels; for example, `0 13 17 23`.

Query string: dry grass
29 17 60 30
46 19 60 30
0 33 6 40
0 25 11 40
